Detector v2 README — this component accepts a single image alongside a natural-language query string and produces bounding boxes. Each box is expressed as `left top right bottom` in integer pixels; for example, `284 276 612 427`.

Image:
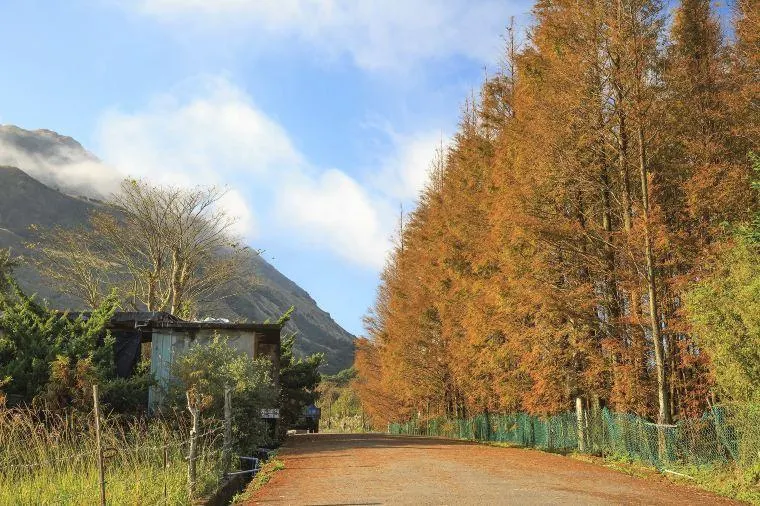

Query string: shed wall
149 329 258 408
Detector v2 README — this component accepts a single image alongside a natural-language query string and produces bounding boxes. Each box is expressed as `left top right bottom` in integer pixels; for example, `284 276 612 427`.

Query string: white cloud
97 77 303 185
94 77 304 240
275 169 394 268
93 76 435 268
123 0 532 71
0 126 121 198
372 130 447 201
219 189 257 239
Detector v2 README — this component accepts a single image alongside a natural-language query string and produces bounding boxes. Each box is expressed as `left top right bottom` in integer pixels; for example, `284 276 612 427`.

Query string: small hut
64 311 282 409
148 318 281 407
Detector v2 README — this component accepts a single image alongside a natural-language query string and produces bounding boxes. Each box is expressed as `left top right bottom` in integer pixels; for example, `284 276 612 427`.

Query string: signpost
260 408 280 419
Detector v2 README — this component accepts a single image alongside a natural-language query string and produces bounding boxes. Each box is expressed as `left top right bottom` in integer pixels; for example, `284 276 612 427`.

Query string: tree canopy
356 0 759 427
30 179 254 319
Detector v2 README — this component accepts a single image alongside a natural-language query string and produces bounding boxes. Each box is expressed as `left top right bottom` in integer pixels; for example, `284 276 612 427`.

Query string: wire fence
0 388 246 505
388 404 760 470
0 414 228 505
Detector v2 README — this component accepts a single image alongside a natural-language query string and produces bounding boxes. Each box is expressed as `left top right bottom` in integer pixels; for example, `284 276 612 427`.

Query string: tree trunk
169 249 190 316
637 125 671 425
147 273 157 311
617 103 633 233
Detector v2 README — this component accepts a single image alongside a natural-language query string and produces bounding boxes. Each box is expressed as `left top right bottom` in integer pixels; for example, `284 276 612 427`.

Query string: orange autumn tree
355 0 759 428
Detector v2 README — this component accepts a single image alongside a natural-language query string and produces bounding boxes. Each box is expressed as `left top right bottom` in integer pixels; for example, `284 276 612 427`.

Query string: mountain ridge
0 127 355 373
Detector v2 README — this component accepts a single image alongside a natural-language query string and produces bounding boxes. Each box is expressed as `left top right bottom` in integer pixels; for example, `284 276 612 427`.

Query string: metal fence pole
93 384 106 506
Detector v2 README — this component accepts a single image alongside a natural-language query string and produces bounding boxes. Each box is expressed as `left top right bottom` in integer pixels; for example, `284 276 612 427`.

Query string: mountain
0 125 112 199
0 126 355 373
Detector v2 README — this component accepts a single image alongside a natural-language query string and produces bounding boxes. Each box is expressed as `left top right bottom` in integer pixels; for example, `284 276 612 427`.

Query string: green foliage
169 335 277 450
687 154 760 404
260 306 325 433
0 248 20 294
317 368 365 432
99 360 154 413
279 331 324 432
687 243 760 402
330 387 361 418
324 367 357 387
323 387 364 432
0 286 56 401
0 284 138 409
277 305 294 325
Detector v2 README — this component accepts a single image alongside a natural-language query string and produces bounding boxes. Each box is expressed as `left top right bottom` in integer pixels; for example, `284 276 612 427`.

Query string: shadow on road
284 433 474 455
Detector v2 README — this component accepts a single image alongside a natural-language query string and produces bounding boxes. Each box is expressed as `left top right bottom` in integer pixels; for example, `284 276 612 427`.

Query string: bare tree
31 179 255 318
27 225 114 307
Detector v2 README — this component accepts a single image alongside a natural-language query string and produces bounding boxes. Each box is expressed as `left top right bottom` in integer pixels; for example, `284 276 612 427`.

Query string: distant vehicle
304 404 321 433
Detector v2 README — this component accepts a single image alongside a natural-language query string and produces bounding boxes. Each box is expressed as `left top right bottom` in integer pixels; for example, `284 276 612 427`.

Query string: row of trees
356 0 759 427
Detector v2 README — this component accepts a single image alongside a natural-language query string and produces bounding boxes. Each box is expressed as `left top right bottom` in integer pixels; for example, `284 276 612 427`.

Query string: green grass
231 458 285 504
660 462 760 505
483 437 760 504
0 407 225 505
568 452 760 505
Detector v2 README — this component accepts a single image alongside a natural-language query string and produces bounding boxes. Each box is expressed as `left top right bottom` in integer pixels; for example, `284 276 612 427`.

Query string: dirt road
247 433 737 505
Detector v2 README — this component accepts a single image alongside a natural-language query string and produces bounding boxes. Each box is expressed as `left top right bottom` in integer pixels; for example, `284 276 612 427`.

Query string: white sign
260 408 280 419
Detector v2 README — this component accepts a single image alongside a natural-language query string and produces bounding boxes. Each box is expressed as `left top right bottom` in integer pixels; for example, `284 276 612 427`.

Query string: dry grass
0 407 225 505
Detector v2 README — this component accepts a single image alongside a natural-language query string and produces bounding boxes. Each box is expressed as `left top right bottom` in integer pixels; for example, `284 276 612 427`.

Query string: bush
0 285 151 411
169 335 277 452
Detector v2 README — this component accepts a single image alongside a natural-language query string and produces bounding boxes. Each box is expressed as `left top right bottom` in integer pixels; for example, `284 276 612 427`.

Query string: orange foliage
354 0 758 426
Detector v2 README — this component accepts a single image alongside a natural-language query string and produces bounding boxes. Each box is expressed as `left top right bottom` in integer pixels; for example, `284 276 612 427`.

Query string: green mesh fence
388 405 757 470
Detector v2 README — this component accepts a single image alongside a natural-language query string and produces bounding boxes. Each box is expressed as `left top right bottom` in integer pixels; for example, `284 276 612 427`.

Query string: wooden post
426 400 430 436
576 397 586 453
93 384 106 506
223 385 232 474
186 391 200 500
163 432 168 505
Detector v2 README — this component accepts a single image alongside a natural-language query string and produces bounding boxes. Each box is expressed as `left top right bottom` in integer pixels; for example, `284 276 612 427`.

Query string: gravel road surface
247 433 739 505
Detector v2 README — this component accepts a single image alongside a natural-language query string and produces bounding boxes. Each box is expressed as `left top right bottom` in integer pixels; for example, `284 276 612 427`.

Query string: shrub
169 335 277 452
0 285 154 411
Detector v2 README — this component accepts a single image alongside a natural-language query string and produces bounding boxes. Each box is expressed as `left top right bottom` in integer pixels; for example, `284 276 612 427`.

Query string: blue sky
0 0 721 336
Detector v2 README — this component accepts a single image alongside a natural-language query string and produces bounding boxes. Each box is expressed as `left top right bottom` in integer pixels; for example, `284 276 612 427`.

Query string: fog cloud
0 126 121 199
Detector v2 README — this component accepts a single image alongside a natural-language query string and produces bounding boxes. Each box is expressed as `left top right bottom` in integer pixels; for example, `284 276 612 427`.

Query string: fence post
93 384 106 506
576 397 586 452
223 385 232 474
186 391 200 500
163 433 168 505
426 401 430 436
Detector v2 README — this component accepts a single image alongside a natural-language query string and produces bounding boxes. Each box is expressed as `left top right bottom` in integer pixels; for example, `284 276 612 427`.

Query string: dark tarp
112 329 142 378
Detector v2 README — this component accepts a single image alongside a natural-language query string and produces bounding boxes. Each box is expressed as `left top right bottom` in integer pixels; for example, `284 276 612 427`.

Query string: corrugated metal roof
150 321 282 331
63 311 281 331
